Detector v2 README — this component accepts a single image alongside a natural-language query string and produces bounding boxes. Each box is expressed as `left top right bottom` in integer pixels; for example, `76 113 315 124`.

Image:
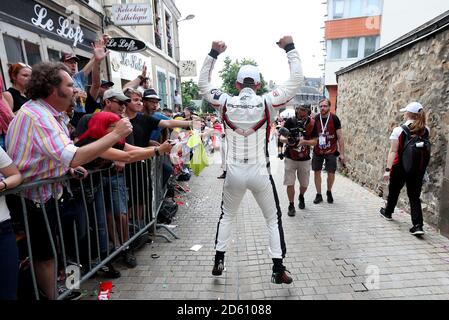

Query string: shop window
347 38 359 58
48 48 61 62
24 41 41 66
3 35 41 66
4 35 24 64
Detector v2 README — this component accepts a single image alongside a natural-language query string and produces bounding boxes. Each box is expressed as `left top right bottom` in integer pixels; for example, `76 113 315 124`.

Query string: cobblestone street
84 158 449 300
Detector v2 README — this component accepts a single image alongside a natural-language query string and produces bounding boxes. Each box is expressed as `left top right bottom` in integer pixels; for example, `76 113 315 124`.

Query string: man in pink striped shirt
6 62 132 299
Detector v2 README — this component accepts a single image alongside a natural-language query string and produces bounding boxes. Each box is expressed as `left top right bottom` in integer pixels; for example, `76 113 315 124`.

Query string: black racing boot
271 259 293 284
212 251 225 276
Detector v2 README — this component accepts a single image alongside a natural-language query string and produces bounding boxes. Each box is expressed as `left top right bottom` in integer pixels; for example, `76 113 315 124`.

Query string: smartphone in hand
74 169 85 178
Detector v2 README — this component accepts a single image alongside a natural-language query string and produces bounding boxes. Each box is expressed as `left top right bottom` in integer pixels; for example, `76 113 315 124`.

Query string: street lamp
178 14 195 22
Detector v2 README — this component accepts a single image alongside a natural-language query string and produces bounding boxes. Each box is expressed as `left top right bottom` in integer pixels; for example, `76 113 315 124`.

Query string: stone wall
336 28 449 233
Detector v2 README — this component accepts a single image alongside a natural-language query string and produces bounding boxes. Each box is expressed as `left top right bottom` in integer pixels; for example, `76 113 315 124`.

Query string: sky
175 0 326 86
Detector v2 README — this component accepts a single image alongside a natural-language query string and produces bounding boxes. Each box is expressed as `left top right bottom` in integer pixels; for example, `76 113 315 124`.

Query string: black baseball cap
60 53 80 62
101 80 114 87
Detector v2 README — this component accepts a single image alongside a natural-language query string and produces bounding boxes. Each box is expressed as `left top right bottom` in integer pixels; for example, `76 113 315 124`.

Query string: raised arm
198 41 230 109
265 36 304 108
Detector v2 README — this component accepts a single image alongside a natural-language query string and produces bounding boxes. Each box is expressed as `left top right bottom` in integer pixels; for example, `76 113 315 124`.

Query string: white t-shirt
390 120 430 140
0 148 12 223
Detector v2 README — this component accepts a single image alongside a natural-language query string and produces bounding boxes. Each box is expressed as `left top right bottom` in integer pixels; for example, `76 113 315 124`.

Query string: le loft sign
31 4 84 47
111 3 153 26
111 52 146 73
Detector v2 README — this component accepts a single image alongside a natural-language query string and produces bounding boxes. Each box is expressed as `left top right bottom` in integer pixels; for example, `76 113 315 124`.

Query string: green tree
181 79 200 107
219 57 268 96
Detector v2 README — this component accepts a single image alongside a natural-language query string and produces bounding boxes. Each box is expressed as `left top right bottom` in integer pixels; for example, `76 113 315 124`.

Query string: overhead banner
111 3 153 26
106 37 146 52
179 60 197 77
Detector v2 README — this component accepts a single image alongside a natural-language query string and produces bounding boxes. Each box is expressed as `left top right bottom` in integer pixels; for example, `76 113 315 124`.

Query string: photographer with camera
279 104 317 215
312 98 346 204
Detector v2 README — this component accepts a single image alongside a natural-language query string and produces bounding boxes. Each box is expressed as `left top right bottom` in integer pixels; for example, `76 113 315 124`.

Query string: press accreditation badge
319 134 326 148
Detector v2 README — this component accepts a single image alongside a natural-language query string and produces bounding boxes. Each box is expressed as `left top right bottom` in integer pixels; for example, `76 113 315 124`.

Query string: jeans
0 219 19 300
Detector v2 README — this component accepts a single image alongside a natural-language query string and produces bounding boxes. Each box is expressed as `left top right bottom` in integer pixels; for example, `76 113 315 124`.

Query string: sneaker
271 269 293 284
313 194 323 204
288 203 296 217
379 207 392 221
217 172 226 179
122 249 137 269
212 258 224 276
100 263 121 279
278 153 285 160
326 191 334 204
410 225 425 236
58 286 82 300
298 195 305 210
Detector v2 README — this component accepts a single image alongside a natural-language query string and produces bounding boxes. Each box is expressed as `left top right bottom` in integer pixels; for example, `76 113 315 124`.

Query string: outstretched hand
276 36 294 49
212 41 227 54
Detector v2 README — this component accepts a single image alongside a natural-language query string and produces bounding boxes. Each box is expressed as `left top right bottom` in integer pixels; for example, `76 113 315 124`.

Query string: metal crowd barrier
3 156 170 300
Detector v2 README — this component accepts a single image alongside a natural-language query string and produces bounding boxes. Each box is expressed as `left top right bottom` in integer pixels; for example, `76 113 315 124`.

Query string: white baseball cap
400 102 423 113
237 65 261 85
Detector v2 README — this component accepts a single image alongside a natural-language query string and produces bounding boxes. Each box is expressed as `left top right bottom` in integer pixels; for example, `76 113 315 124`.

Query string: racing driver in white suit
199 36 303 284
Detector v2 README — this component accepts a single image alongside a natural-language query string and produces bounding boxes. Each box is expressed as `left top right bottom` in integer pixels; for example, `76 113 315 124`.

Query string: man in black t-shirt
311 98 346 204
280 105 317 215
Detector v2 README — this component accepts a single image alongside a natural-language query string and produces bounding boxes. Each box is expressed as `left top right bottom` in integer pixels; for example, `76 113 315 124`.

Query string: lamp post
178 14 195 23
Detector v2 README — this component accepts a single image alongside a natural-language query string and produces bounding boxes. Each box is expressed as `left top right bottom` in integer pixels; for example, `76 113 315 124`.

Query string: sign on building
111 3 153 26
106 37 146 52
179 60 197 77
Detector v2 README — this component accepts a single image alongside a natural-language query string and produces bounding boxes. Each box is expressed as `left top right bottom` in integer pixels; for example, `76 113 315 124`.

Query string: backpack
400 125 431 175
157 199 178 224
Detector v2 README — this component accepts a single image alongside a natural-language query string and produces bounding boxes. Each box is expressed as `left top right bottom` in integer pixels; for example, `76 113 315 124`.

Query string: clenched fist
212 41 227 54
277 36 294 49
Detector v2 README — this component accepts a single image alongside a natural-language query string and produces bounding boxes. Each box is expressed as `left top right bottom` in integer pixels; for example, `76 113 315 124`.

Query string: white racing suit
199 47 304 259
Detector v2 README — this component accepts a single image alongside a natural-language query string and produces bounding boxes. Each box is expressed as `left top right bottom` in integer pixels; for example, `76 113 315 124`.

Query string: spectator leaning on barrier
380 102 431 236
127 88 195 187
7 63 32 113
280 104 317 215
0 148 23 300
5 62 132 299
76 111 172 270
311 98 346 205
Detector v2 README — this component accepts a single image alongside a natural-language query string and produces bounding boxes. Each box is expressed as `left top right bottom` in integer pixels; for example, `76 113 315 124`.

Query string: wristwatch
155 147 160 156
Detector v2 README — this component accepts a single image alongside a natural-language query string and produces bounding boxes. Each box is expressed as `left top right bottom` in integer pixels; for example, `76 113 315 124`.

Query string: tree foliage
218 57 268 96
181 79 200 107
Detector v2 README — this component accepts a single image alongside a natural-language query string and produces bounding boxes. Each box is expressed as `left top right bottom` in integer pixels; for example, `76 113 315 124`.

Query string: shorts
312 153 338 173
283 158 311 187
125 161 150 208
25 192 86 261
103 173 128 216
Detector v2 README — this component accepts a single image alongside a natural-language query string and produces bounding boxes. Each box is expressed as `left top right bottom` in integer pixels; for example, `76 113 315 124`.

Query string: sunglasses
109 99 126 106
320 105 330 108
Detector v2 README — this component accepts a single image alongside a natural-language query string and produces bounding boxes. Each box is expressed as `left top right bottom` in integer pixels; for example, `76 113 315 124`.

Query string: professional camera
279 123 306 146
